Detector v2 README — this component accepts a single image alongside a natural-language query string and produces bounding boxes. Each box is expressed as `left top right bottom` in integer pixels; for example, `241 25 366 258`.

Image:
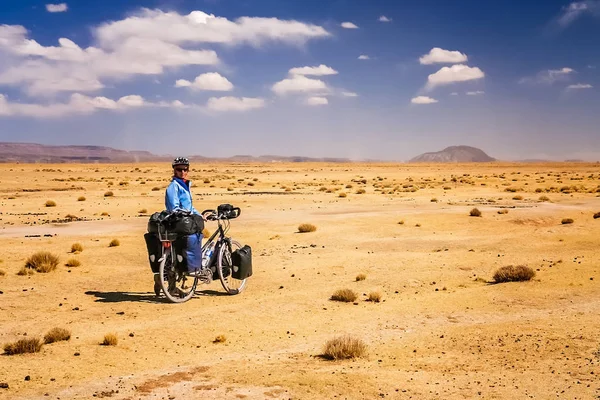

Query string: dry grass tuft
561 218 574 225
497 209 509 214
298 223 317 233
71 243 83 253
355 273 366 281
104 191 114 197
45 200 56 207
213 335 227 343
25 251 60 273
151 187 161 191
512 195 523 200
0 269 5 276
3 337 43 355
65 258 81 267
398 220 405 225
101 333 118 346
77 196 86 201
355 188 366 194
109 239 120 247
138 208 148 214
430 198 438 202
330 288 358 303
17 266 34 276
493 265 535 283
367 292 382 302
539 195 550 202
338 192 347 198
321 335 368 360
64 214 78 221
469 208 482 217
44 328 71 344
100 211 109 216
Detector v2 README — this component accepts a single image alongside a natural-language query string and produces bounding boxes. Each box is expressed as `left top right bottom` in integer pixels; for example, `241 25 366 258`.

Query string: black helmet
172 157 189 168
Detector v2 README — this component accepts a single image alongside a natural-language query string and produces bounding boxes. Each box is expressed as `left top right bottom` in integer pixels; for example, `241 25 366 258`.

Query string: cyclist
153 157 204 295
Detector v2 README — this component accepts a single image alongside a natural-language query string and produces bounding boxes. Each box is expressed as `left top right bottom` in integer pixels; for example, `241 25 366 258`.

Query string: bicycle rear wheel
158 247 198 303
217 239 247 295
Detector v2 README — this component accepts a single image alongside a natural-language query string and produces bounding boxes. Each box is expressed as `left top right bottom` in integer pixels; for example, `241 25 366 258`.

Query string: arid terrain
0 162 599 400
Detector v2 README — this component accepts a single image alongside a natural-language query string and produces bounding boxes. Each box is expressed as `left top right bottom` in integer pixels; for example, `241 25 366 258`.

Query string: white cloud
341 22 359 29
306 96 328 106
341 91 358 97
174 72 233 91
450 92 459 96
426 64 485 88
206 96 265 112
557 1 600 27
358 55 370 60
411 96 438 104
379 16 392 22
288 64 337 76
46 3 68 13
466 90 484 95
519 67 575 85
271 75 328 96
419 47 468 65
567 83 593 89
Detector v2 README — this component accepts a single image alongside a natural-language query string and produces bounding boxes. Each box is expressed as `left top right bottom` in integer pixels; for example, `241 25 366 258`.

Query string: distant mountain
409 145 495 163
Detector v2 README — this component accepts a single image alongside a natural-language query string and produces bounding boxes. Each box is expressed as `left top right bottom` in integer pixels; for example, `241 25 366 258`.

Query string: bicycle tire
217 239 248 295
158 247 198 303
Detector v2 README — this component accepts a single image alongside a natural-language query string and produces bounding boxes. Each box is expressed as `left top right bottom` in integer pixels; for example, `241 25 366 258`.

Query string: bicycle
156 205 249 303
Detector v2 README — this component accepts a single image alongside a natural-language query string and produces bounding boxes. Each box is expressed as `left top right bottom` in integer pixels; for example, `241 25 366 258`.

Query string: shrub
3 337 43 355
469 208 482 217
152 187 161 191
77 196 86 201
330 289 358 303
512 195 523 200
539 195 550 202
493 265 535 283
71 243 83 253
355 273 366 281
355 188 366 194
65 258 81 267
338 192 347 198
298 224 317 233
101 333 118 346
321 335 368 360
430 198 438 202
104 191 114 197
398 220 405 225
44 328 71 344
0 269 5 276
367 292 382 302
138 208 148 214
64 214 78 221
25 251 59 273
593 212 600 219
109 239 120 247
561 218 574 225
17 266 34 276
319 187 328 192
100 211 109 216
45 200 56 207
497 209 509 214
213 335 226 343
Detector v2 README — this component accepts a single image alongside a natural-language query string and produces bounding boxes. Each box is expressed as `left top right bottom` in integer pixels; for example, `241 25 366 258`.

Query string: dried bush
100 211 109 216
298 223 317 233
101 333 118 346
109 239 120 247
497 209 509 214
151 187 161 191
561 218 574 225
17 266 34 276
430 198 438 202
367 292 382 302
0 269 5 276
45 200 56 207
64 214 78 221
355 188 366 194
25 251 59 273
539 195 550 202
104 191 114 197
3 337 43 355
398 220 405 225
321 335 368 360
44 328 71 344
355 273 366 281
77 196 86 201
330 289 358 303
338 192 347 198
65 258 81 267
71 243 83 253
512 195 523 200
213 335 227 343
469 208 482 217
493 265 535 283
138 208 148 214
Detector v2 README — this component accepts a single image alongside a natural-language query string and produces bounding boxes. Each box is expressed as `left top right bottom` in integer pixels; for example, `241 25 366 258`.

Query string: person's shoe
153 273 162 297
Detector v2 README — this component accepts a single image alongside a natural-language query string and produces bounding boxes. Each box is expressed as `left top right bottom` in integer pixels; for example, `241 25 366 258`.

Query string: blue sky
0 0 598 161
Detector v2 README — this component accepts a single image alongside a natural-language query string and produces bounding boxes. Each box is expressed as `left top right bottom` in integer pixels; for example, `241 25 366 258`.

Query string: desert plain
0 162 599 400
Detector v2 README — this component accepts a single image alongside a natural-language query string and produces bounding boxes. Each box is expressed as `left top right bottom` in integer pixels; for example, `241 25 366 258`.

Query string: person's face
173 165 189 178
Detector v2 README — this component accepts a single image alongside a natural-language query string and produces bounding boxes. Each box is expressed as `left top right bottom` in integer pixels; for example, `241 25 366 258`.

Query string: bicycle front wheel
158 247 198 303
217 239 248 295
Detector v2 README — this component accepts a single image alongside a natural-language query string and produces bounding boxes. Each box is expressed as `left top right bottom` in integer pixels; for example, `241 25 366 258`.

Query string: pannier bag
144 233 162 273
147 210 204 236
231 245 253 280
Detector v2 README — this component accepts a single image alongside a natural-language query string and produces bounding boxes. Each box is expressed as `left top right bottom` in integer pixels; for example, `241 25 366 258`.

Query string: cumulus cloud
419 47 468 65
306 96 328 106
519 67 575 85
466 90 484 95
379 16 392 22
46 3 68 13
567 83 593 89
426 64 484 89
341 22 359 29
174 72 233 91
288 64 337 76
358 55 370 60
556 1 600 27
206 96 265 112
271 74 328 96
341 91 358 97
411 96 438 104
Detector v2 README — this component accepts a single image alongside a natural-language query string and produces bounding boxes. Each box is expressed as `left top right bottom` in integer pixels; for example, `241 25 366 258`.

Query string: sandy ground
0 162 599 400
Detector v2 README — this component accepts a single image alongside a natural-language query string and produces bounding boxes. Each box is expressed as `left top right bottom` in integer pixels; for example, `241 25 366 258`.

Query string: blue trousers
185 233 203 272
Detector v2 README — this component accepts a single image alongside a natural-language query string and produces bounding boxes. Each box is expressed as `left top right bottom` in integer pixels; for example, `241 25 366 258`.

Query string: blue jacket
165 177 200 215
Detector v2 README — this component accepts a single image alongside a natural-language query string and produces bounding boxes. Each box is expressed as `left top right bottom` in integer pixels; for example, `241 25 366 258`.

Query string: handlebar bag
231 245 253 279
217 203 237 219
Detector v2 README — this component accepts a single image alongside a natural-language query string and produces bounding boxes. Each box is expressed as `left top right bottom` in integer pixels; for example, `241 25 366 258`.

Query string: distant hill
409 145 495 163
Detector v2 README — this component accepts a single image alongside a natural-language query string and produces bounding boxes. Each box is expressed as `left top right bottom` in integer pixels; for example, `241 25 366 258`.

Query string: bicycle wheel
158 246 198 303
217 239 248 295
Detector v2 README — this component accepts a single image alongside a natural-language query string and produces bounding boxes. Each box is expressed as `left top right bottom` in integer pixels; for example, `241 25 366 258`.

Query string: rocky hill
409 145 495 163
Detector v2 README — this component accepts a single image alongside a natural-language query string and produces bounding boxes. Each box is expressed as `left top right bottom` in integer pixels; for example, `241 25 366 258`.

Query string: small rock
116 311 125 315
74 352 80 356
0 382 8 389
24 376 30 381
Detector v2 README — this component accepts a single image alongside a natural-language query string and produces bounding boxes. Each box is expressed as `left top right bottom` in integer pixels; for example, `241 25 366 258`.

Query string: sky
0 0 598 161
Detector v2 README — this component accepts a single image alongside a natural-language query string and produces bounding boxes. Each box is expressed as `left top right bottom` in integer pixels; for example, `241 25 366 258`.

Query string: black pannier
144 232 162 273
231 245 253 280
147 210 204 236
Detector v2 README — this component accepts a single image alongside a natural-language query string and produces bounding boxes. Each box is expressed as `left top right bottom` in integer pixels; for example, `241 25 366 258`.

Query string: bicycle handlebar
201 206 241 221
